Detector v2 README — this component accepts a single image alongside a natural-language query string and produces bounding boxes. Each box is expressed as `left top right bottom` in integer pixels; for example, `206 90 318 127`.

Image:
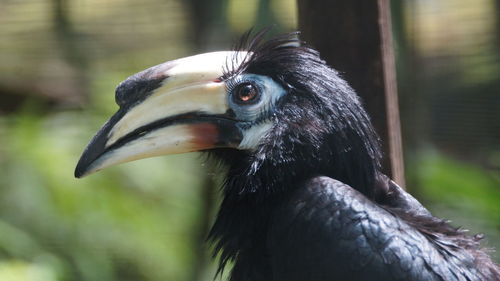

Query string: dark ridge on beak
74 111 243 178
74 109 127 178
105 113 240 155
115 65 171 108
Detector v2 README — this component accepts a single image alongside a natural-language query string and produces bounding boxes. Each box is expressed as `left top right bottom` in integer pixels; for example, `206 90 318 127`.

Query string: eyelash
225 76 246 94
221 50 252 81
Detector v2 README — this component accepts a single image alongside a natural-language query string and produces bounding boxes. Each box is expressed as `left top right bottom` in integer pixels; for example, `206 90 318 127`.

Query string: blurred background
0 0 498 280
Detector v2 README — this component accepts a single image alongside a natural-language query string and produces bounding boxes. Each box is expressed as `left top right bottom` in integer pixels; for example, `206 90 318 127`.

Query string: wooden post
298 0 405 186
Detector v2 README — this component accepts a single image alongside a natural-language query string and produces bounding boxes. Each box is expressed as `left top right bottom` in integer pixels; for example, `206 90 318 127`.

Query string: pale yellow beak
75 51 247 178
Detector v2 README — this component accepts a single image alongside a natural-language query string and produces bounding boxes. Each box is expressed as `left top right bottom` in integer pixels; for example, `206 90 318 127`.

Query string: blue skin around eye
227 74 286 122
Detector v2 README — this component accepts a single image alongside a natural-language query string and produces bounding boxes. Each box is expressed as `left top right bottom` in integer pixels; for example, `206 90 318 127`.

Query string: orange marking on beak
188 123 220 149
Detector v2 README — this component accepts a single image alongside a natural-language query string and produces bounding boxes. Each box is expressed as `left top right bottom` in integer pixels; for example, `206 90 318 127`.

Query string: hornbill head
75 31 381 198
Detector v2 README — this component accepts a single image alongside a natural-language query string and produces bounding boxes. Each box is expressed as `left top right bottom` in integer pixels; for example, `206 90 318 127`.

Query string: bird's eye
232 82 260 105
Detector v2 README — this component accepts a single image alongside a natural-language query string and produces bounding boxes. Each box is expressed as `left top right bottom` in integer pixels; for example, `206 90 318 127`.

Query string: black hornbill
75 32 500 281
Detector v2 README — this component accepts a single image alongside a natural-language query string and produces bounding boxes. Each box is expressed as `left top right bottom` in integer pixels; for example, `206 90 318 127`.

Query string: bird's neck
208 175 279 279
207 143 382 278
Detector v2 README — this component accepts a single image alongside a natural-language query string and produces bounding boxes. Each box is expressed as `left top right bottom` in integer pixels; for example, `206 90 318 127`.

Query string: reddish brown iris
233 83 258 104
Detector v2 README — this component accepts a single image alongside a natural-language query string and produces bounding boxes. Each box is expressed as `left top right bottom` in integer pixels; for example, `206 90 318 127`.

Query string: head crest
221 28 303 80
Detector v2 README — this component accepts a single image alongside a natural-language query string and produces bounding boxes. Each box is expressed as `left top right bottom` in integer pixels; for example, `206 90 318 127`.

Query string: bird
75 31 500 281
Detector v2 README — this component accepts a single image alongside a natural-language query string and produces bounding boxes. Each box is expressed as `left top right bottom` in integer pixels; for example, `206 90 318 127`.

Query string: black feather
207 30 500 281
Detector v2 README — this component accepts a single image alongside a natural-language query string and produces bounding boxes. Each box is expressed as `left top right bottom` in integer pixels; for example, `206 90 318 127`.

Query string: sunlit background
0 0 499 280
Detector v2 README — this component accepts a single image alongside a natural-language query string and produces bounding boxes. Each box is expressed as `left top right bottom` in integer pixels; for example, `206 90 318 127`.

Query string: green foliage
0 105 214 281
410 150 500 261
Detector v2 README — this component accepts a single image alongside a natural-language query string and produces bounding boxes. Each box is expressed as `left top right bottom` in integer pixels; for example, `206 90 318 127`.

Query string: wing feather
268 176 483 281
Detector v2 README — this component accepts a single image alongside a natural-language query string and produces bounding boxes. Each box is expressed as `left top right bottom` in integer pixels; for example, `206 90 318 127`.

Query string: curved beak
75 51 246 178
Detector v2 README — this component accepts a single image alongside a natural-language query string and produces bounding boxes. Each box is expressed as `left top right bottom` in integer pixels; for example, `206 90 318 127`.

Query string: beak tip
74 169 83 179
75 151 96 178
74 161 88 178
74 118 117 179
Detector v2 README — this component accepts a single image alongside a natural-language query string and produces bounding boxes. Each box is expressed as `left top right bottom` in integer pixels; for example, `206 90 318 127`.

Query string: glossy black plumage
270 177 486 281
207 32 500 281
